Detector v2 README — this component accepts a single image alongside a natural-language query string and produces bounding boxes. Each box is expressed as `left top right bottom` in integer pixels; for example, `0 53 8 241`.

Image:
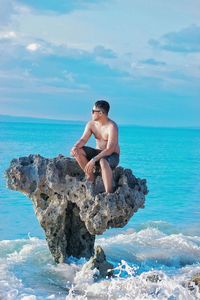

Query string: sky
0 0 200 126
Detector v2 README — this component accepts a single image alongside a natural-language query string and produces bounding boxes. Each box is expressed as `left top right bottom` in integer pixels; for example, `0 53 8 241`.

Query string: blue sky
0 0 199 126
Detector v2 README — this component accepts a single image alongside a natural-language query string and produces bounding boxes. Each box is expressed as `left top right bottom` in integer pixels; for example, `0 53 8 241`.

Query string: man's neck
96 116 109 125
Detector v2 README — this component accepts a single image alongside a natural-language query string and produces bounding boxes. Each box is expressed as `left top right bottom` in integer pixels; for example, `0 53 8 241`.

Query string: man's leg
99 158 113 193
73 148 94 181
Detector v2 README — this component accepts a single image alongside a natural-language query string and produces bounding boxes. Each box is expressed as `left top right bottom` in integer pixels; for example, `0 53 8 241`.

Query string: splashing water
0 229 200 299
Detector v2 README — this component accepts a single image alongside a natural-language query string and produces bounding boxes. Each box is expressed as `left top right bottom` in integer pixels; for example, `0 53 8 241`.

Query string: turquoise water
1 121 200 238
0 120 200 299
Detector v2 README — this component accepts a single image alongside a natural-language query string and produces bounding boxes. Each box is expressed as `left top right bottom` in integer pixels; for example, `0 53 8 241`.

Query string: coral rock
5 154 148 263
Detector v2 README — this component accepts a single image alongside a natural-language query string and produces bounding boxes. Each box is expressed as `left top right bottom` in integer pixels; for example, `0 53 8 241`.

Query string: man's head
94 100 110 115
92 100 110 121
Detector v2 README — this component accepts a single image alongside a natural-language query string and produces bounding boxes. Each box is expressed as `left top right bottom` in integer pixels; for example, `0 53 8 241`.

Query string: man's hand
84 159 95 175
70 146 78 157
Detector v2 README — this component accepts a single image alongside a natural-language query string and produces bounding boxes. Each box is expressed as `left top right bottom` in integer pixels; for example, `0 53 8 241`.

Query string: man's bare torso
89 119 120 154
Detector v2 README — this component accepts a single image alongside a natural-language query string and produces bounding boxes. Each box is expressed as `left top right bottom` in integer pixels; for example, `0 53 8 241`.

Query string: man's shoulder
86 120 96 130
86 120 93 126
87 120 95 126
108 119 118 130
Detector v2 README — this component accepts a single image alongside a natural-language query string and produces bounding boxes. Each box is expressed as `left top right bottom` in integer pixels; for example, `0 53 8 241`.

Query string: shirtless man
70 100 120 193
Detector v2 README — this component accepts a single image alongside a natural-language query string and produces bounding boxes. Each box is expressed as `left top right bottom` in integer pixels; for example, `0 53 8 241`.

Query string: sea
0 117 200 299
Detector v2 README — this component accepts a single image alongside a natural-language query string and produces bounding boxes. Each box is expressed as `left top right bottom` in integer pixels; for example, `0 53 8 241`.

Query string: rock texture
81 246 114 279
5 154 148 263
189 274 200 292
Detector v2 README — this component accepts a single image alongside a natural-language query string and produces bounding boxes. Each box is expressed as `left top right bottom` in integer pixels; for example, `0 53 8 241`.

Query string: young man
70 100 120 193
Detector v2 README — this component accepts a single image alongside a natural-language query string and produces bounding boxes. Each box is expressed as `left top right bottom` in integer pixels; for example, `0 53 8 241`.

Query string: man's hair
95 100 110 115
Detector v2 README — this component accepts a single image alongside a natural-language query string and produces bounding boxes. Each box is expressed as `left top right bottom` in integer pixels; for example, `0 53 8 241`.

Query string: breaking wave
0 228 200 299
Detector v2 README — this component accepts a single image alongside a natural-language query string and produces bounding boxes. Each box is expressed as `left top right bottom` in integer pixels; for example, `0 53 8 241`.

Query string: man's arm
93 124 118 161
84 124 118 175
70 122 92 156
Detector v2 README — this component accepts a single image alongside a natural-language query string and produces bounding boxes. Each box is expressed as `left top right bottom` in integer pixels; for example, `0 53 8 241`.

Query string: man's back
88 119 120 153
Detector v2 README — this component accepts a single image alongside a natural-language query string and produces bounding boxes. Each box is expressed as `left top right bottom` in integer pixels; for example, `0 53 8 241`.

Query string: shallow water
0 232 200 299
0 120 200 299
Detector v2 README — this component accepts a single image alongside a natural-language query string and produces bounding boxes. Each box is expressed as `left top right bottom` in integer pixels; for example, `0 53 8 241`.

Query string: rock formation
189 274 200 292
81 245 114 279
5 154 148 264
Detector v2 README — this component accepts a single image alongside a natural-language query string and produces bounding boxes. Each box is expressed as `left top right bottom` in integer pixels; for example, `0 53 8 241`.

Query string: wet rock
188 273 200 292
146 273 163 283
5 154 148 263
81 246 113 279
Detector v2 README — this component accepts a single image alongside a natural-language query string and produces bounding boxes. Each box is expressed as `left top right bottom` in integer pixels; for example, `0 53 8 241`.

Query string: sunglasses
92 109 101 114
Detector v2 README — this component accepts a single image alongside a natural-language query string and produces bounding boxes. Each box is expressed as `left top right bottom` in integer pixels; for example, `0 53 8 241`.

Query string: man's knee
73 148 86 159
99 158 110 169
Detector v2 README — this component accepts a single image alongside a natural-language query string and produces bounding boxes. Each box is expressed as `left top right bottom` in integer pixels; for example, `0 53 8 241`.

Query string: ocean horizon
0 117 200 299
1 114 199 129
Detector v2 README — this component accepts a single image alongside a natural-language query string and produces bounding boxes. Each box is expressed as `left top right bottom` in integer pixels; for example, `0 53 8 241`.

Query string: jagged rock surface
5 154 148 263
189 274 200 292
81 245 114 279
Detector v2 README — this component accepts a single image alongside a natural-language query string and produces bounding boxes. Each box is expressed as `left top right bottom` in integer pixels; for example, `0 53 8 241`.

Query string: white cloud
26 42 40 51
0 31 17 39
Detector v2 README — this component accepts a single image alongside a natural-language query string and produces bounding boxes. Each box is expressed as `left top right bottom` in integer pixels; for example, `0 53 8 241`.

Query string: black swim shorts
82 146 119 169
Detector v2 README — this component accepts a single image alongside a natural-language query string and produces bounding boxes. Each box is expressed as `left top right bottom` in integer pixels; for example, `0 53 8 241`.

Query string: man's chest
92 125 109 141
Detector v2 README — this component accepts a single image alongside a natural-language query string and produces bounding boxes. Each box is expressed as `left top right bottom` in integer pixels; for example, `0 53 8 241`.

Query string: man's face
91 106 102 121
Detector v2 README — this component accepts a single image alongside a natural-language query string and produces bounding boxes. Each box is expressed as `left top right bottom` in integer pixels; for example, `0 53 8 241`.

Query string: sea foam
97 228 200 268
0 228 200 299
